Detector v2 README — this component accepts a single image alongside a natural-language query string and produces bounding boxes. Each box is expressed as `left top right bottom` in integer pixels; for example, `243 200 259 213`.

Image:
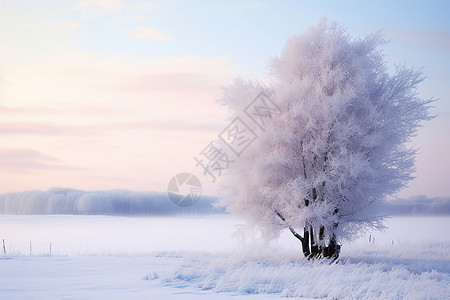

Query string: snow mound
147 251 450 299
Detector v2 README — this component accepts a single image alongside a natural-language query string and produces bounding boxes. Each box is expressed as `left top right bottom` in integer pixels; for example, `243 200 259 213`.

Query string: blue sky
0 0 449 198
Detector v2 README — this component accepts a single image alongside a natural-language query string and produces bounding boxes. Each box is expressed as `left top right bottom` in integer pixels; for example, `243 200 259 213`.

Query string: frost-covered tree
218 22 434 259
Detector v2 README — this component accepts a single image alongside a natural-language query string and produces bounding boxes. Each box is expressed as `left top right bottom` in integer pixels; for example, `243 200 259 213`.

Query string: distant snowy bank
381 196 450 215
0 188 223 215
0 188 449 215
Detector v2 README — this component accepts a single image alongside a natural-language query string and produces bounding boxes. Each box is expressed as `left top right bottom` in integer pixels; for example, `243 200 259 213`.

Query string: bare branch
276 211 305 243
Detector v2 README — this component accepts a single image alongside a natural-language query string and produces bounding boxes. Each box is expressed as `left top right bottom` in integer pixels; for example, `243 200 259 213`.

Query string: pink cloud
0 120 222 136
0 148 78 173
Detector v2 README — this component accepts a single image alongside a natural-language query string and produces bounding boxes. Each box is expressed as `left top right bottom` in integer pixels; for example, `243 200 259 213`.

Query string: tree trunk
323 235 340 259
276 211 340 260
300 226 340 260
302 228 311 257
310 226 320 258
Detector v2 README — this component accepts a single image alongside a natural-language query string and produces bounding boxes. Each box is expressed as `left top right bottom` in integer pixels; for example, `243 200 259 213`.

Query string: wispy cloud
57 22 79 30
126 27 169 41
0 120 222 136
20 23 39 30
0 148 59 162
129 2 153 12
113 72 221 94
77 0 123 12
0 148 77 172
0 122 64 135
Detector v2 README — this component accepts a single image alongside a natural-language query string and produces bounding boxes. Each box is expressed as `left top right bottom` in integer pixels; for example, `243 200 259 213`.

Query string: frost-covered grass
153 247 449 299
1 215 449 299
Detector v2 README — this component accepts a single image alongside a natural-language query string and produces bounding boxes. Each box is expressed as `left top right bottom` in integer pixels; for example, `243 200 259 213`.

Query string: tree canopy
218 21 434 259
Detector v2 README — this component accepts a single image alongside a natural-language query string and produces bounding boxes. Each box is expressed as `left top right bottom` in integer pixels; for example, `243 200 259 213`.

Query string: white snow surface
1 215 449 299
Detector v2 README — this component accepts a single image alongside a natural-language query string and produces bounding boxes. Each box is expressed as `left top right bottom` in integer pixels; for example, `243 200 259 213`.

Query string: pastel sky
0 0 449 198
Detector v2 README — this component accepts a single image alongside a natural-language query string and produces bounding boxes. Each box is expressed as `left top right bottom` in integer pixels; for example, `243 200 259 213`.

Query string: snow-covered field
1 215 449 299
